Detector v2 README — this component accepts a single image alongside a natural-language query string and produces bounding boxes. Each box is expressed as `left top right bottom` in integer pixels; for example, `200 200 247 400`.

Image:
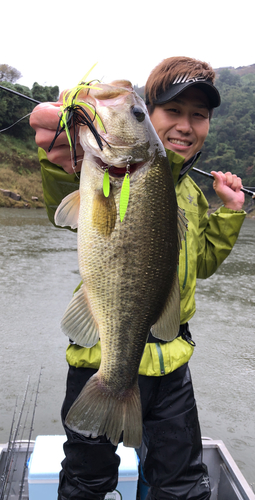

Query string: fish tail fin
65 372 142 448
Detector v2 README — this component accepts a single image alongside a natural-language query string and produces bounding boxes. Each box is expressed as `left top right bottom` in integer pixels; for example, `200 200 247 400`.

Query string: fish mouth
96 157 145 177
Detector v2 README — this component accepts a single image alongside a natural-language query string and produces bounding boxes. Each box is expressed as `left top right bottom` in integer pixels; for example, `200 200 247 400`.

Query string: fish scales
80 154 176 385
54 81 185 447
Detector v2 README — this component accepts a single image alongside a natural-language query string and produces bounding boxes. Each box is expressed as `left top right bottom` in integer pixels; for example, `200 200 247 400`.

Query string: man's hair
145 56 216 106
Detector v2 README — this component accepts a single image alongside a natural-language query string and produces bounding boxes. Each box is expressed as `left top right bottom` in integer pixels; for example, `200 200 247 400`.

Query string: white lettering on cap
172 75 207 84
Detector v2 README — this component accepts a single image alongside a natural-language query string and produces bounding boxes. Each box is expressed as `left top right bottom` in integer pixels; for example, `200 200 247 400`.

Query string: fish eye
132 106 145 122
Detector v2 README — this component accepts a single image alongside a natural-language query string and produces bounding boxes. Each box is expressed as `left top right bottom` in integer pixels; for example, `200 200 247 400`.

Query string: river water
0 207 254 491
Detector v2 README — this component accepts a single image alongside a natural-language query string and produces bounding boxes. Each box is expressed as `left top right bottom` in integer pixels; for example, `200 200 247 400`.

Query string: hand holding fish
211 171 245 211
30 92 83 173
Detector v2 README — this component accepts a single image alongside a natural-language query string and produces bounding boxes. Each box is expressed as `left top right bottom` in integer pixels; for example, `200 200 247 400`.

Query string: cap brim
149 80 221 108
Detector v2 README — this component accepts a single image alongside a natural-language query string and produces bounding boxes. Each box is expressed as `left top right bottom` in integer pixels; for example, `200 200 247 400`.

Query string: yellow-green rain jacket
39 147 246 377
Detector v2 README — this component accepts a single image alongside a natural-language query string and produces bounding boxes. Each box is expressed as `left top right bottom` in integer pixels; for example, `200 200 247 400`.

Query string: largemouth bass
54 80 186 448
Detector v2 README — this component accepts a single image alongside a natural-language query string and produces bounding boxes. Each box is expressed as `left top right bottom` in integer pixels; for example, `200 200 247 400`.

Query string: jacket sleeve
196 189 246 278
38 148 80 226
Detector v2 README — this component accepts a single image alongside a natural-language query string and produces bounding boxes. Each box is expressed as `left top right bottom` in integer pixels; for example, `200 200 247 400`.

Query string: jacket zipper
155 343 165 375
182 231 188 290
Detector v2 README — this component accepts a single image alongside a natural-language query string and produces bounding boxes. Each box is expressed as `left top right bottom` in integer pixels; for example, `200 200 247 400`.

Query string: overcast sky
2 0 255 92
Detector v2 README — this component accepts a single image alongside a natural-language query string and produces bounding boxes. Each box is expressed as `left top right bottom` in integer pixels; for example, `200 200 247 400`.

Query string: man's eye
194 112 208 118
167 108 179 113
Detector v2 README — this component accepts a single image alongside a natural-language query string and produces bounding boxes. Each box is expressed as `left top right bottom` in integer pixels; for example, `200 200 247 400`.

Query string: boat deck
0 437 254 500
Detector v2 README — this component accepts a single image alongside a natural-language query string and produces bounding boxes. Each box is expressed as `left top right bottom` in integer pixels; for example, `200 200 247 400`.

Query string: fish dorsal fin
61 286 99 347
54 190 80 229
150 271 180 342
177 206 188 253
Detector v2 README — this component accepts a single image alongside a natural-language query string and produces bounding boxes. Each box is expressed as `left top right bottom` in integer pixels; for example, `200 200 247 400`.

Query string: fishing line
0 112 33 133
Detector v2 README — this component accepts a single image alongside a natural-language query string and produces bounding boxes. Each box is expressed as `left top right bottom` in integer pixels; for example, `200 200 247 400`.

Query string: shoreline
1 204 254 218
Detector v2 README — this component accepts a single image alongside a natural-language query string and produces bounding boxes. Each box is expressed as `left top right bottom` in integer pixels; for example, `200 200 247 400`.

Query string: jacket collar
165 149 201 186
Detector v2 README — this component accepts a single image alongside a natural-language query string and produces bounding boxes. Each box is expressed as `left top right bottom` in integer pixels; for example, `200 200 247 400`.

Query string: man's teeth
170 139 190 146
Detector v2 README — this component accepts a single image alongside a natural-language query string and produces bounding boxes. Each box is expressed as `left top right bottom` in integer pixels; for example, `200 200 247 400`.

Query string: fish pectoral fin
177 206 188 253
61 287 99 347
151 271 180 342
65 373 142 448
92 189 117 236
54 190 80 229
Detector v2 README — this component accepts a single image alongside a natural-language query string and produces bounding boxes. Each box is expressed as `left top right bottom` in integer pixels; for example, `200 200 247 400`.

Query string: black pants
58 363 211 500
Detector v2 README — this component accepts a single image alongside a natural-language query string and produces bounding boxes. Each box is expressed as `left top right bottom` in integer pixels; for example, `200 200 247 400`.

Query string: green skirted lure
59 65 105 151
50 64 131 221
48 64 106 166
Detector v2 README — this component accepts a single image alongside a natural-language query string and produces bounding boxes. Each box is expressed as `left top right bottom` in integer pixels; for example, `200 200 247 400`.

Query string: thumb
211 170 224 189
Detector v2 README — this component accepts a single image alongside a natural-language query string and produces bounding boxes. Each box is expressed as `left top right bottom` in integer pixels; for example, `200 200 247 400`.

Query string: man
30 56 245 500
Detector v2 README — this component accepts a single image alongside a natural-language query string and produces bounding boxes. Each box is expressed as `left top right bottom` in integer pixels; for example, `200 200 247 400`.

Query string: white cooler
28 435 138 500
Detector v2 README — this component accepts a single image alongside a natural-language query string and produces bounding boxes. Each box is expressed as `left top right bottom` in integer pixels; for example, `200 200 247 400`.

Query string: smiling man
149 87 210 160
30 56 246 500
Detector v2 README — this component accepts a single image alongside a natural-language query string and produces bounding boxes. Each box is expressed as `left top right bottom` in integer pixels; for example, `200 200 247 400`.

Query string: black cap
146 76 221 108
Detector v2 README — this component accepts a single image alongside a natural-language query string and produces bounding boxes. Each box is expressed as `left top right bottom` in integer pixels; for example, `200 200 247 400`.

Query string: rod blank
192 167 255 198
0 84 40 104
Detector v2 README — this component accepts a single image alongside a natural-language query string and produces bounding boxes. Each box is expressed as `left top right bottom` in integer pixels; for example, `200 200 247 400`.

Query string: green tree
31 82 59 102
0 82 34 139
217 68 241 88
0 79 59 140
200 68 255 188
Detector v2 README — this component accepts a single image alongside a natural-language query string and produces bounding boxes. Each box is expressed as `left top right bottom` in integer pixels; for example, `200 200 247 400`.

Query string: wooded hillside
135 65 255 194
0 64 255 212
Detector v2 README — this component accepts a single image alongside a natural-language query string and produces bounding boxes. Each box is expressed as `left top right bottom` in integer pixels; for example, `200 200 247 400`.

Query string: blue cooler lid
28 436 138 482
28 435 66 482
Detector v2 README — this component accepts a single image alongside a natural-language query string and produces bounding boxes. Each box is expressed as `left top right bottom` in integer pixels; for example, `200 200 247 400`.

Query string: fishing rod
192 166 255 199
18 368 42 500
0 398 18 499
0 84 40 104
1 83 255 199
6 376 37 500
0 379 30 500
0 370 42 500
